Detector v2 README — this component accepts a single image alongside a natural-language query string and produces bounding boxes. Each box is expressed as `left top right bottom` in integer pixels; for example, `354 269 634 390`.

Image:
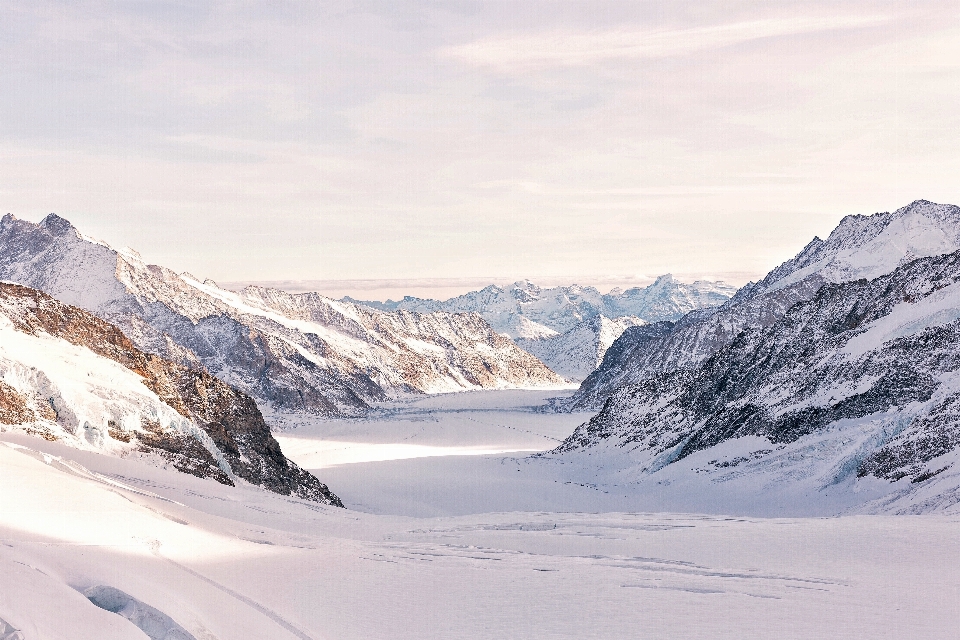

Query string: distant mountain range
348 275 736 338
0 214 565 420
551 200 960 513
349 274 737 380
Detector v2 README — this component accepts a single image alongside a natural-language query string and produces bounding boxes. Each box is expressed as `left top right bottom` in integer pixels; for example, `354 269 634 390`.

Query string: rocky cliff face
0 214 564 418
561 277 826 411
557 250 960 484
561 200 960 412
0 282 341 505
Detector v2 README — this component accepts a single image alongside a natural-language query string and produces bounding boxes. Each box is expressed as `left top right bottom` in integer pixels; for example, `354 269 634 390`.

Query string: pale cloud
442 14 894 70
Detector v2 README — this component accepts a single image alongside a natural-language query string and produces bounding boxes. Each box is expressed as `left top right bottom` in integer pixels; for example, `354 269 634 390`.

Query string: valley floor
2 390 960 638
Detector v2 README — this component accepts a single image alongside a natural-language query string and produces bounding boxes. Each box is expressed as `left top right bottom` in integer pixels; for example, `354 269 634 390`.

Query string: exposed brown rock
0 381 35 425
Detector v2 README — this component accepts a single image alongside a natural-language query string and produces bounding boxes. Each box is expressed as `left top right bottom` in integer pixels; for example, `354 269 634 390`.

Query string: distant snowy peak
517 315 647 381
351 275 736 338
739 200 960 300
603 274 737 322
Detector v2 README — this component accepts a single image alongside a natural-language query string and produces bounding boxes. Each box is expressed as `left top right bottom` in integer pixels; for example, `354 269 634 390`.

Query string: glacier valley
3 201 960 637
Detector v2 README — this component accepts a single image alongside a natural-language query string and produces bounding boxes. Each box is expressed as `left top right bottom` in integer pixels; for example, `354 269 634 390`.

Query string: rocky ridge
557 250 960 487
551 200 960 513
0 282 341 505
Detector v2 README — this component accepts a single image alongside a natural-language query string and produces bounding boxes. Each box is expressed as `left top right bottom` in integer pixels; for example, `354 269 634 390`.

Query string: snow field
3 432 960 639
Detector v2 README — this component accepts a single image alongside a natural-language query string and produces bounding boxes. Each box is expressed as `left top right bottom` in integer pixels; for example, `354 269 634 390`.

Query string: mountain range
0 214 565 420
551 200 960 513
6 199 960 513
350 275 736 338
350 274 736 381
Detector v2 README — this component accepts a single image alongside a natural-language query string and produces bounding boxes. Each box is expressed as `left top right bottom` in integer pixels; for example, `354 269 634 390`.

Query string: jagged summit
39 213 76 236
740 199 960 299
565 200 960 412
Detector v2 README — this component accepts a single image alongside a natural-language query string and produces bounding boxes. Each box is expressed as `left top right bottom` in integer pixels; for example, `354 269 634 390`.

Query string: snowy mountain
562 200 960 411
351 275 736 338
516 315 647 381
0 214 564 418
552 200 960 513
0 282 340 505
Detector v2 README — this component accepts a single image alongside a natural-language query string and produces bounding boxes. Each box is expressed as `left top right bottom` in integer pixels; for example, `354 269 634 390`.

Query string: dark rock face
0 282 342 506
556 250 960 484
0 380 36 425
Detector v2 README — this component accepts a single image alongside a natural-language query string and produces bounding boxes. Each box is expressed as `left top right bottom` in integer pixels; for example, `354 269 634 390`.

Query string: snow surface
3 390 960 639
274 390 583 470
287 391 922 519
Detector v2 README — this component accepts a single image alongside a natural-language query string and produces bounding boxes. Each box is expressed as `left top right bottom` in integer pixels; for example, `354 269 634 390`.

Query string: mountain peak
748 200 960 298
39 213 77 237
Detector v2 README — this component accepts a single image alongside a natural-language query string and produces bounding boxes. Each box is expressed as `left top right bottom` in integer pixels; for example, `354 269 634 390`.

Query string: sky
2 1 960 297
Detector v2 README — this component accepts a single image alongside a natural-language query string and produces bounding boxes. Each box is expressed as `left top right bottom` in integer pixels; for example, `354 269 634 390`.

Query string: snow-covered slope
562 200 960 411
554 247 960 512
353 275 735 338
0 282 340 505
517 315 647 381
0 214 564 417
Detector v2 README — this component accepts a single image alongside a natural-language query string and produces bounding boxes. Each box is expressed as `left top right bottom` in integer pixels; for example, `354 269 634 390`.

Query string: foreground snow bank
3 433 960 639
